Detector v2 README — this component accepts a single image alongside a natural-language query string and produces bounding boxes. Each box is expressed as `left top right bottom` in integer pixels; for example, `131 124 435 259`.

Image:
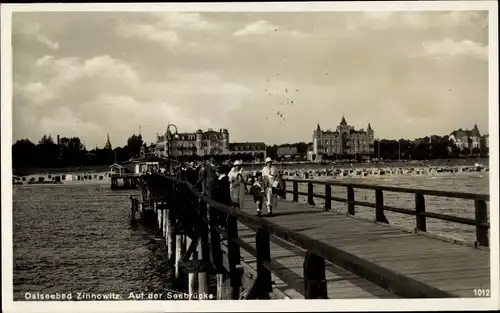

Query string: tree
127 134 143 158
12 139 37 168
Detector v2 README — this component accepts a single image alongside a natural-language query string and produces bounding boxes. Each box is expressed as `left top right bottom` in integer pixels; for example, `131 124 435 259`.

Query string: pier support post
129 195 136 223
208 206 223 299
227 215 241 299
198 200 210 295
293 181 299 202
186 236 198 298
167 209 173 259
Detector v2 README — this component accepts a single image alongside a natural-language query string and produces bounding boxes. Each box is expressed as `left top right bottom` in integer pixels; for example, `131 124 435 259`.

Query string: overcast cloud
11 11 489 148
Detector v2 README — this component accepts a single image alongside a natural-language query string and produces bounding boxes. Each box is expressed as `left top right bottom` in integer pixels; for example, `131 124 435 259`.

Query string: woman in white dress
262 157 278 216
228 160 245 208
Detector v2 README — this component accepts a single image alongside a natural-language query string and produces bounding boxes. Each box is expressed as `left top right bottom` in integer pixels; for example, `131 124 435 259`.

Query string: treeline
12 134 144 170
371 136 487 161
12 134 488 171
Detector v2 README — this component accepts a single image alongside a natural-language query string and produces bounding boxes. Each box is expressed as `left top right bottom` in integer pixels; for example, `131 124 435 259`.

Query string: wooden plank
238 194 490 298
235 220 399 299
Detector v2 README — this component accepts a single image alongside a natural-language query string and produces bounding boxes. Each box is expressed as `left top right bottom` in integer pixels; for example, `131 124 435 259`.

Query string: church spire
316 123 321 132
340 115 347 126
104 133 112 150
367 123 372 130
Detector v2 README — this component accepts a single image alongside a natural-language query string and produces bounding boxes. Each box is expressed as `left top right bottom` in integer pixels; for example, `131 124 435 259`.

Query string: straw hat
234 160 242 166
265 157 272 163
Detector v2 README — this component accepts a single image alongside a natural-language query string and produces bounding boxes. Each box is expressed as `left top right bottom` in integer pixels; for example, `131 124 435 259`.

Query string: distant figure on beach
262 157 279 216
228 160 245 208
250 171 265 216
195 155 217 198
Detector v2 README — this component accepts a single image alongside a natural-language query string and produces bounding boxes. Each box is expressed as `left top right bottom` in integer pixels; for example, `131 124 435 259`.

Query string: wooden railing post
415 193 427 232
307 182 315 206
256 228 272 299
474 200 489 247
324 184 331 211
227 215 241 299
303 251 327 299
375 189 389 224
347 186 355 215
293 181 299 202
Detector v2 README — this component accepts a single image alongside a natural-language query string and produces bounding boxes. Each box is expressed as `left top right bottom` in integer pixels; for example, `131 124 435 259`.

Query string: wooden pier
110 173 140 190
130 174 490 299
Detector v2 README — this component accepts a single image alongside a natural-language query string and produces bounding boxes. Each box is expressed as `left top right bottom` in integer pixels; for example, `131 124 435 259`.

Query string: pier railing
283 178 490 248
141 174 467 299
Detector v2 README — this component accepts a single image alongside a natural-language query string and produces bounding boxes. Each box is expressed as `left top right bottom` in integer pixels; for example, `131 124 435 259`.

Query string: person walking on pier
262 157 279 216
250 171 265 216
228 160 245 208
194 155 217 199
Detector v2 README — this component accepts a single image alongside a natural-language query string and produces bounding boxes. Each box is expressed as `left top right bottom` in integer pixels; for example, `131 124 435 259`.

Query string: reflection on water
13 184 172 300
287 172 490 243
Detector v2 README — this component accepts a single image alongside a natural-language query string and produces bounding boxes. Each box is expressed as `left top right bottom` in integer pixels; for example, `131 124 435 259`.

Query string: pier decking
131 174 490 299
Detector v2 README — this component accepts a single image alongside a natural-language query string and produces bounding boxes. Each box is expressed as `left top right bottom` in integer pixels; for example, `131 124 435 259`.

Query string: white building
310 116 374 161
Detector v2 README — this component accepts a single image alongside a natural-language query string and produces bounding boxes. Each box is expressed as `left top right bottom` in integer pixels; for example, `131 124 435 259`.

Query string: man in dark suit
195 155 218 198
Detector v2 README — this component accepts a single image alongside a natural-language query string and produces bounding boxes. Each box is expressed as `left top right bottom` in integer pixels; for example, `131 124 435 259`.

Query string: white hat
234 160 242 166
265 157 272 163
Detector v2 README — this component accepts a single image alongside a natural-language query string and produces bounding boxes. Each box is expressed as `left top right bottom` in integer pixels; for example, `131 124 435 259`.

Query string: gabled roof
109 163 124 169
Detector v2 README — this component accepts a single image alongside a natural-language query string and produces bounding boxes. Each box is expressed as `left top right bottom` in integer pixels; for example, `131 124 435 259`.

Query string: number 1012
473 289 490 297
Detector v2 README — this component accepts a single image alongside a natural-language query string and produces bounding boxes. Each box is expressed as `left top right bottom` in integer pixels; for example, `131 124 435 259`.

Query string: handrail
283 178 489 201
279 178 489 248
143 174 464 298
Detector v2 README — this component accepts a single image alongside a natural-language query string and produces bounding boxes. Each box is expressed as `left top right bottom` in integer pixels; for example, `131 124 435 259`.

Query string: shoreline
11 163 488 186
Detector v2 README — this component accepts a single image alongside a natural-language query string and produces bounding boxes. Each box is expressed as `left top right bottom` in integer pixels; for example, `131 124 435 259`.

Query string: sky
11 10 490 148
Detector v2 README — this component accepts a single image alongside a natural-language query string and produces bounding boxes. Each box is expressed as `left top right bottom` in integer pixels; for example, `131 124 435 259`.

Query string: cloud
233 20 306 37
14 82 55 106
13 21 59 50
115 22 180 48
115 12 218 50
11 11 490 147
39 107 103 140
31 55 141 98
345 11 488 32
152 12 218 31
416 39 488 61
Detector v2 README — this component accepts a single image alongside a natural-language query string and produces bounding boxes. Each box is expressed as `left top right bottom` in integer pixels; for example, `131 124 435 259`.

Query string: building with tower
448 124 484 150
309 116 375 161
154 128 230 158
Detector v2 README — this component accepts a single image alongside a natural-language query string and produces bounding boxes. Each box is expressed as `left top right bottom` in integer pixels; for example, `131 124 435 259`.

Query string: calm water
288 172 490 242
12 173 490 300
12 184 172 301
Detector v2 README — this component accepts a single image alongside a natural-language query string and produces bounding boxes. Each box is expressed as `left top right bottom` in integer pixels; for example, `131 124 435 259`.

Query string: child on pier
250 172 265 217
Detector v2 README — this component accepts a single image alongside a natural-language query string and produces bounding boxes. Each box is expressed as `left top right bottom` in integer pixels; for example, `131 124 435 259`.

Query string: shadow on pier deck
131 174 490 299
